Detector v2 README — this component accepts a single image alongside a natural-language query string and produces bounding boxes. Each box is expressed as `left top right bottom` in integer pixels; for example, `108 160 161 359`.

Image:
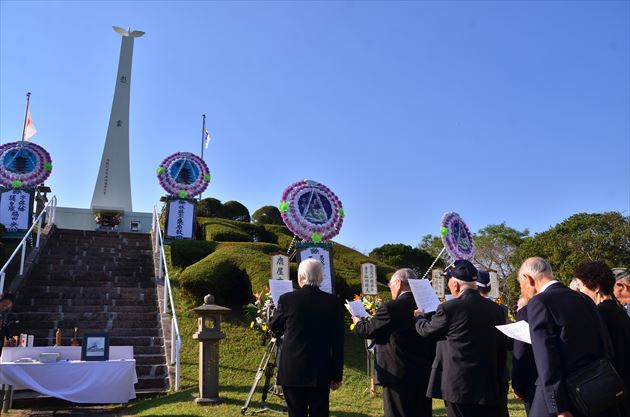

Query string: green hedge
170 240 217 269
198 217 278 244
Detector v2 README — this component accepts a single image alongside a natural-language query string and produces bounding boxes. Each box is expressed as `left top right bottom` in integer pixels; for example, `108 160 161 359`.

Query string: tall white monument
91 26 144 213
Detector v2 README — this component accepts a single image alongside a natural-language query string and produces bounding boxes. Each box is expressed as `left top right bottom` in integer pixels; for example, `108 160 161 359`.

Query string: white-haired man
519 257 615 417
270 258 344 417
415 260 507 417
613 268 630 316
352 268 436 417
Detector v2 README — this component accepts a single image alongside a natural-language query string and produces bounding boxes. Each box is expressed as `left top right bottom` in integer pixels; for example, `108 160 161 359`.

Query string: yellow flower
350 323 356 331
262 325 268 332
250 321 254 328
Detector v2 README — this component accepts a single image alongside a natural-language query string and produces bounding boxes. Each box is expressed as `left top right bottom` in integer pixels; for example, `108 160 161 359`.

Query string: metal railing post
0 271 5 294
171 320 176 365
19 244 26 275
36 216 43 248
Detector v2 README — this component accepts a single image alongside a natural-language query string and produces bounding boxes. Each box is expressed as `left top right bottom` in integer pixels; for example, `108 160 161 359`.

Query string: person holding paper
520 257 617 417
269 259 344 417
414 260 507 417
512 278 539 415
352 268 436 417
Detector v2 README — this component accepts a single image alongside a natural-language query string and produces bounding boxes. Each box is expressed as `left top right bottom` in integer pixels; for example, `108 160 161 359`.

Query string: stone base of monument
194 397 223 406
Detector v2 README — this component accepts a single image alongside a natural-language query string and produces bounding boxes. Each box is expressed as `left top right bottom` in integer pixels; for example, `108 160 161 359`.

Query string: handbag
565 358 626 416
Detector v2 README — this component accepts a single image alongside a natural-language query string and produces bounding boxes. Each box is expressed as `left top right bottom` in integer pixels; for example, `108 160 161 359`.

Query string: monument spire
91 26 144 213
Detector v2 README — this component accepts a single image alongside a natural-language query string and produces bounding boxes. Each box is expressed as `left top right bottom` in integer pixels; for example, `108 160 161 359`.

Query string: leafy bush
203 223 252 242
170 240 217 268
198 217 278 244
223 201 251 223
252 206 284 225
197 198 226 218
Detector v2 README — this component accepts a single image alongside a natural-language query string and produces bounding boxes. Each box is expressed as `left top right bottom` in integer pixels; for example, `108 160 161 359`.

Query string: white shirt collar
539 280 560 293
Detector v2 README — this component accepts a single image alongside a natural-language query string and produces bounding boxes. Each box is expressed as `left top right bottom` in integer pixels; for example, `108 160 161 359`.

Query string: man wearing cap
415 260 508 417
477 270 509 417
613 268 630 316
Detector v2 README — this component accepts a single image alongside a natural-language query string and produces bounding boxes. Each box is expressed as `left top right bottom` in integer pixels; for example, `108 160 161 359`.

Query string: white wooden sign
271 253 290 280
166 199 195 239
431 268 445 299
361 263 378 295
0 189 32 232
489 271 500 300
298 245 333 294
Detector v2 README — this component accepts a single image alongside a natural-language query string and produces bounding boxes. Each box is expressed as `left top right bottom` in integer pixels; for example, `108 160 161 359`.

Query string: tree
418 234 444 258
252 205 284 225
474 223 529 311
369 243 434 276
511 212 630 283
223 200 251 223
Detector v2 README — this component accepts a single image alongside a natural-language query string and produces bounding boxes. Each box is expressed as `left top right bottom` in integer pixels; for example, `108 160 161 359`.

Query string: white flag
24 109 37 141
204 129 211 149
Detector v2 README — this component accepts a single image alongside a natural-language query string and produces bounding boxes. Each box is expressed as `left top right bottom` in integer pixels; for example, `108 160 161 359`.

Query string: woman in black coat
574 261 630 416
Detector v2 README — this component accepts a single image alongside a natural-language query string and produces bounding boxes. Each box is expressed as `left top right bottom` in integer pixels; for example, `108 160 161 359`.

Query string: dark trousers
445 402 499 417
383 384 432 417
282 386 330 417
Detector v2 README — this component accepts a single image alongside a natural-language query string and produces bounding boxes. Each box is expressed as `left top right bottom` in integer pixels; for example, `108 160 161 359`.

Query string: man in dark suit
415 260 507 417
352 268 436 417
270 258 344 417
520 257 616 417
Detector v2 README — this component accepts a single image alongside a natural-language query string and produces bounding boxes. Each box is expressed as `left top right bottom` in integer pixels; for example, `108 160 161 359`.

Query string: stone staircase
10 229 169 392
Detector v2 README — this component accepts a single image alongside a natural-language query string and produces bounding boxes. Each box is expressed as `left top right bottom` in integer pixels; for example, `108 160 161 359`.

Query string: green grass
115 266 527 416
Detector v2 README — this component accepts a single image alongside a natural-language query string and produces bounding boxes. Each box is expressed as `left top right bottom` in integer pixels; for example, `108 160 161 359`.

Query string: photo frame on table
81 333 109 361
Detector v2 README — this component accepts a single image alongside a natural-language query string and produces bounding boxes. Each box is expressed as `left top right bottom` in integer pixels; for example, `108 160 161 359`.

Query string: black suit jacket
354 292 436 386
270 285 344 387
528 282 614 415
415 289 507 405
511 305 537 406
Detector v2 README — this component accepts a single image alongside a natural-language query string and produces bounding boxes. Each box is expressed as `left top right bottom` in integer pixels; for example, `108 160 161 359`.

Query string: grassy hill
174 217 397 306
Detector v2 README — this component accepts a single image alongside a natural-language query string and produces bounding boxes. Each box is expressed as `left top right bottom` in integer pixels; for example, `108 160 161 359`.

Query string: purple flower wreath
156 152 210 198
279 179 345 243
0 141 53 189
440 211 475 260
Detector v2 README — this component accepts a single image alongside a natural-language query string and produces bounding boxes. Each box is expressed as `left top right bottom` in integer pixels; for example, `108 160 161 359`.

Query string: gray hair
298 258 324 286
519 257 554 281
451 277 478 291
391 268 417 286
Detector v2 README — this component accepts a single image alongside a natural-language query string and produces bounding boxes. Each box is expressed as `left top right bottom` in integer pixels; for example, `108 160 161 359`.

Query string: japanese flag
24 109 37 141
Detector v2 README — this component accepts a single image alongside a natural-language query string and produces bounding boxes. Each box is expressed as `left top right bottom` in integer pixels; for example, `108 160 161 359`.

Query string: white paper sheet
269 279 294 306
345 300 371 318
408 279 441 313
495 320 531 344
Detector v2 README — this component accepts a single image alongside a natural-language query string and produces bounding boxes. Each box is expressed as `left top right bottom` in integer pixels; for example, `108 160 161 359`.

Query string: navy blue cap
444 260 478 282
477 270 491 289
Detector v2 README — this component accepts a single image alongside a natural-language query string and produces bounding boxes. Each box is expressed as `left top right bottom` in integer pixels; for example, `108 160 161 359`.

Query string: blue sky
1 1 628 254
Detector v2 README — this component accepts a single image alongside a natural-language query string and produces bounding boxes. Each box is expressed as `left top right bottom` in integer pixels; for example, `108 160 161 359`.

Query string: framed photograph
81 333 110 361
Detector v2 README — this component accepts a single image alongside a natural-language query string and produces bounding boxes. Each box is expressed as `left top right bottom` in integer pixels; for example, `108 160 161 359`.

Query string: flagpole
200 114 206 160
199 114 206 201
21 92 32 143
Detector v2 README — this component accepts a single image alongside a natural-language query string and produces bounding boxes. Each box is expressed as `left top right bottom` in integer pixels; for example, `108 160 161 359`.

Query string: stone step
134 354 166 365
12 304 158 314
135 377 169 390
28 273 154 283
23 288 157 301
18 311 160 322
136 364 168 377
20 297 157 307
26 279 154 288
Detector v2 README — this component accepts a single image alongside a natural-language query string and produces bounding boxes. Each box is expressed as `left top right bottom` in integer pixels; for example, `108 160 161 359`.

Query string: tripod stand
241 336 285 415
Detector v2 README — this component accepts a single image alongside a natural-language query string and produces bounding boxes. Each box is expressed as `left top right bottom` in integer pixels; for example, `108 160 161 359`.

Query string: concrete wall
54 207 153 233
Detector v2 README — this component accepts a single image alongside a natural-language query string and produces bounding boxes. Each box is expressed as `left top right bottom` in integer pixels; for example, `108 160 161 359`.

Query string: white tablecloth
0 359 138 403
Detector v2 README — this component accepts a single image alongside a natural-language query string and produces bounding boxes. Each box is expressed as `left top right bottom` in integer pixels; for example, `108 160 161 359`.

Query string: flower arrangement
349 294 383 330
0 142 53 189
279 179 344 243
440 211 475 260
244 288 274 344
94 213 121 227
156 152 210 198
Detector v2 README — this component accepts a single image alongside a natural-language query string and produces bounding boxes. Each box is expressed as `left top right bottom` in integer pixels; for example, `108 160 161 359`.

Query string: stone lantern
193 294 231 405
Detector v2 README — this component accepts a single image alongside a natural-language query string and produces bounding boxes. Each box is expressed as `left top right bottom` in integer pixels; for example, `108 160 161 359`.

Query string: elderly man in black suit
352 268 436 417
270 258 344 417
415 260 507 417
520 257 618 417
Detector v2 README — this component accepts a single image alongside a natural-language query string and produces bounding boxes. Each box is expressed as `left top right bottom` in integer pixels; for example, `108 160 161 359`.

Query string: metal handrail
152 205 181 391
0 195 57 294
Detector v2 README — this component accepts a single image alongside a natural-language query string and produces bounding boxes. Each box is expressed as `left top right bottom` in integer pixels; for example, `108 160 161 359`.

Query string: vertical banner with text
361 263 378 295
